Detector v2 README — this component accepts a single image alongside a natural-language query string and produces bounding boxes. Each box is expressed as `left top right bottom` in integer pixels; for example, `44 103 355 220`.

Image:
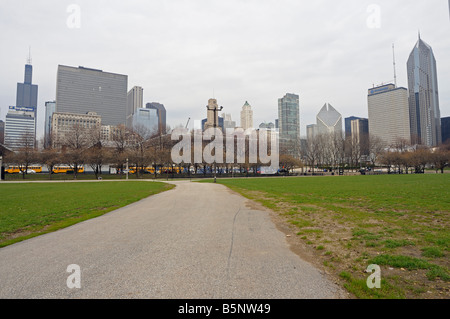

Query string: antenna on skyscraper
392 43 397 88
27 46 32 65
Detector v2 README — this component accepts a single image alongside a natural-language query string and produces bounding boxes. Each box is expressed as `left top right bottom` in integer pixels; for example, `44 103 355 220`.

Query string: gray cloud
0 0 448 139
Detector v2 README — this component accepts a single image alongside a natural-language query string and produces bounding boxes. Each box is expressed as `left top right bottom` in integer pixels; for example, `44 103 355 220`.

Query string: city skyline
0 1 449 141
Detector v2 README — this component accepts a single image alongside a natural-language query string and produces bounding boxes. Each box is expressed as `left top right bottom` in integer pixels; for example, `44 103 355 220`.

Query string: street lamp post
206 104 223 183
126 158 129 180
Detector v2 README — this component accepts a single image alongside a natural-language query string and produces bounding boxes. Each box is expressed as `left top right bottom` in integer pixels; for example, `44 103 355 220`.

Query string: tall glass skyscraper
316 103 343 136
146 102 167 135
407 35 441 146
278 93 300 158
44 101 56 148
132 108 159 136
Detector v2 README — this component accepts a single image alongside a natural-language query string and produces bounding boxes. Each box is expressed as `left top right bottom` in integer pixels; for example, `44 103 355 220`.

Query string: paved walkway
0 181 346 299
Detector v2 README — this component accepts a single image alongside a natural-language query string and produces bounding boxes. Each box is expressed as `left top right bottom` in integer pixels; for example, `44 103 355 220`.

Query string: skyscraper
306 124 317 142
351 118 369 155
316 103 343 136
442 117 450 144
44 101 56 148
368 84 410 147
278 93 300 158
407 35 441 146
15 59 38 143
0 120 4 144
345 116 362 139
222 113 236 130
132 108 159 136
146 102 167 135
16 63 38 111
56 65 128 126
127 86 143 128
240 101 254 130
4 106 36 150
204 98 222 131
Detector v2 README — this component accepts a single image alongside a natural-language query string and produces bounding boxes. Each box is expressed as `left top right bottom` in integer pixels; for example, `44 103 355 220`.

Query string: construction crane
185 117 191 129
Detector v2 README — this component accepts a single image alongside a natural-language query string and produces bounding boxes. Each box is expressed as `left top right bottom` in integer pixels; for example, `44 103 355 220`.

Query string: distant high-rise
127 86 143 128
222 113 236 130
56 65 128 126
407 35 441 146
278 93 300 158
345 116 362 139
16 59 38 143
132 108 159 136
240 101 254 130
306 124 317 141
368 83 410 147
146 102 167 134
259 122 275 130
0 120 4 144
44 101 56 148
442 117 450 144
351 118 369 155
4 106 36 150
16 64 38 111
204 98 222 131
316 103 343 136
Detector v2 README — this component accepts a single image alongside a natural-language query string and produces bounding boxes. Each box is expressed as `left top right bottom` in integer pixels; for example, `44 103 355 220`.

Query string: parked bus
5 165 43 174
52 166 85 174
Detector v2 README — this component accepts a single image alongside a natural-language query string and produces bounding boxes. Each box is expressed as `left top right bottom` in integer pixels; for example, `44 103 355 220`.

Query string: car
26 169 36 174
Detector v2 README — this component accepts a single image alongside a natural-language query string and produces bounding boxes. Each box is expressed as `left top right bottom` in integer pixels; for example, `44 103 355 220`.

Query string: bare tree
368 134 386 167
11 132 38 179
111 124 132 176
40 147 61 179
60 124 90 179
430 149 449 174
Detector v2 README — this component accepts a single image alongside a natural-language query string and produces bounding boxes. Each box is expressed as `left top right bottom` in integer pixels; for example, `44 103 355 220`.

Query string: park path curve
0 180 346 299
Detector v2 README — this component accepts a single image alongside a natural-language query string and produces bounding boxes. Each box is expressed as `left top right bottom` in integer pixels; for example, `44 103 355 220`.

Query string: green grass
0 181 174 247
370 254 450 281
211 174 450 299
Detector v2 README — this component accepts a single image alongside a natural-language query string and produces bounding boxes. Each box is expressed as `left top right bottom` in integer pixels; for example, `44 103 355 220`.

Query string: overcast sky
0 0 449 139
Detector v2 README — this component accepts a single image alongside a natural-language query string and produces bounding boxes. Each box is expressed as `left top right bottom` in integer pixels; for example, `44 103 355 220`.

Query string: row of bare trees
379 144 450 174
302 132 385 172
3 123 175 179
4 124 449 179
301 131 450 174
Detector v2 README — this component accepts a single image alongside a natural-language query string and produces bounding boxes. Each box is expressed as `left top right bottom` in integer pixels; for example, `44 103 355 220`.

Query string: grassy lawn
214 175 450 299
0 181 174 248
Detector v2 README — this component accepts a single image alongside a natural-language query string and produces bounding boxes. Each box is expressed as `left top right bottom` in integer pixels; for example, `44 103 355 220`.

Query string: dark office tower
407 35 441 146
56 65 128 126
146 102 167 135
16 62 38 113
442 117 450 144
345 117 361 139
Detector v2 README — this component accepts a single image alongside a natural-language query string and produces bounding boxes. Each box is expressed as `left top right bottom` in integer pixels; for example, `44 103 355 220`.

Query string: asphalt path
0 180 346 299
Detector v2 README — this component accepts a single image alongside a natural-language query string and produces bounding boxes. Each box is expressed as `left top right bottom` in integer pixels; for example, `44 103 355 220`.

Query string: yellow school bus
52 166 85 174
5 165 43 174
